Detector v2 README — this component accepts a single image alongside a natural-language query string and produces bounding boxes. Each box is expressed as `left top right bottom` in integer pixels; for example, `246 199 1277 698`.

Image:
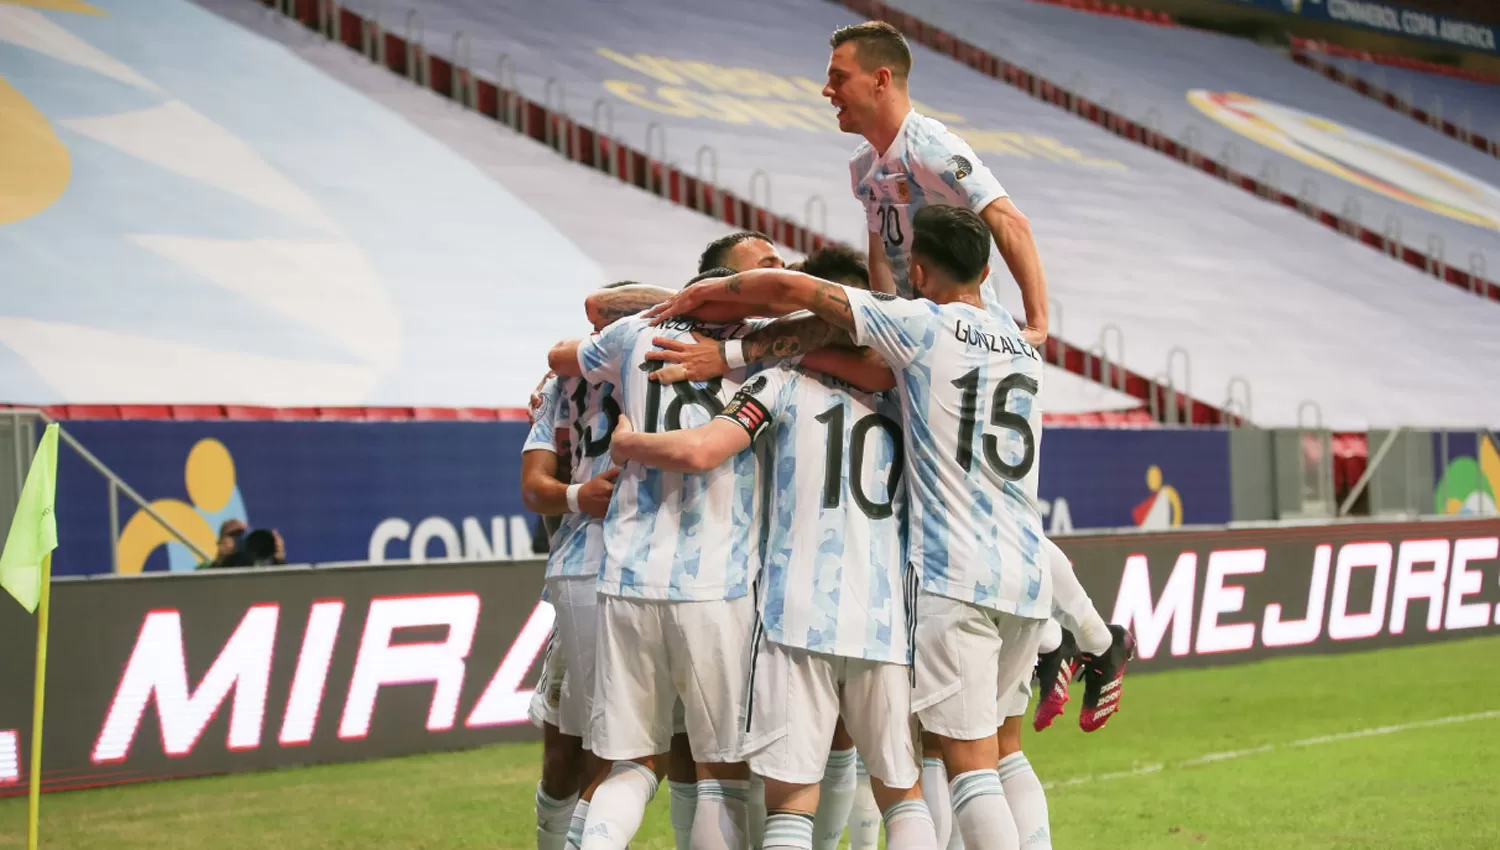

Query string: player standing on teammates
610 293 941 850
647 206 1052 850
825 21 1048 344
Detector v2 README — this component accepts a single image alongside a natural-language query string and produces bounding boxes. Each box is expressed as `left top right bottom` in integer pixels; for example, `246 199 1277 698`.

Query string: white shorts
590 594 755 763
549 576 599 747
742 640 918 789
1001 678 1032 720
528 624 565 730
912 591 1045 741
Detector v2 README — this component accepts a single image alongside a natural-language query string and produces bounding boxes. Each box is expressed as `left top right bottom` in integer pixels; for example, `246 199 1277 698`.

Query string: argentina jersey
719 364 912 664
577 314 768 601
845 287 1052 619
849 110 1007 300
545 376 619 582
522 375 563 456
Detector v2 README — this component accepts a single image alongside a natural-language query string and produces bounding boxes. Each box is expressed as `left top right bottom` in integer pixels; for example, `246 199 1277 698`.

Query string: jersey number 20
952 369 1037 481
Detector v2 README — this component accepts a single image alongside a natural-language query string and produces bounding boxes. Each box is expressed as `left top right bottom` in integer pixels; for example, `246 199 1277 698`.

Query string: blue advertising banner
1036 428 1234 535
53 421 538 578
49 421 1235 577
1214 0 1498 54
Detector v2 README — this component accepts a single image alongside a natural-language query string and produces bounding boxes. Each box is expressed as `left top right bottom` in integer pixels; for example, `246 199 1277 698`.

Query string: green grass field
3 636 1497 849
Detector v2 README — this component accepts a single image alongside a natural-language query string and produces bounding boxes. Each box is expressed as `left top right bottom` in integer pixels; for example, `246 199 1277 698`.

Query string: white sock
563 799 589 850
882 798 939 850
920 757 953 849
811 749 857 850
748 774 767 850
950 769 1018 850
1037 619 1063 656
763 811 816 850
997 753 1051 849
580 762 658 850
1044 539 1111 655
537 783 579 850
694 778 751 850
669 780 698 850
848 759 882 850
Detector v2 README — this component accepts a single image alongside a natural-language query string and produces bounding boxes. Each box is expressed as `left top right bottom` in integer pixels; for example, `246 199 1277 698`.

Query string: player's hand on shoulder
1020 324 1047 348
578 465 622 518
644 284 712 324
528 370 556 424
645 333 725 384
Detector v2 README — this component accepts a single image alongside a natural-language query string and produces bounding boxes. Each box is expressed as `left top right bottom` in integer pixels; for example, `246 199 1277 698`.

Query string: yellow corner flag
0 423 58 614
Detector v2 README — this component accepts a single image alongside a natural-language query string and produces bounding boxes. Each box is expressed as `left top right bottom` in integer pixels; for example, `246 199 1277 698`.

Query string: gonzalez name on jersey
577 314 769 602
850 110 1007 298
718 363 913 665
845 287 1052 620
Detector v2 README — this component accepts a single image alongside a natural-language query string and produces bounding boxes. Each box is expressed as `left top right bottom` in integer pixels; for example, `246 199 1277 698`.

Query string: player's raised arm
584 283 677 328
609 415 752 474
979 197 1049 346
867 231 897 295
648 269 859 333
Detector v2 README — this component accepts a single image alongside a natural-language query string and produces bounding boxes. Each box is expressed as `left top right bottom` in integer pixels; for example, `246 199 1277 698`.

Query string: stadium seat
169 405 227 420
62 405 121 420
223 405 279 420
412 407 462 421
116 405 172 419
362 407 416 421
274 407 321 420
316 407 368 421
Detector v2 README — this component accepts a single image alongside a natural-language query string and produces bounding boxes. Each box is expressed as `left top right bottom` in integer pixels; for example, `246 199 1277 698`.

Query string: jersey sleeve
715 364 795 441
523 377 563 454
576 316 638 386
845 287 940 369
916 130 1008 214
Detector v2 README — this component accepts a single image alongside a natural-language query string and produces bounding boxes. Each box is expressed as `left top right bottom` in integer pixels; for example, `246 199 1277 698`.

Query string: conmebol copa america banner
1216 0 1497 54
50 421 1235 577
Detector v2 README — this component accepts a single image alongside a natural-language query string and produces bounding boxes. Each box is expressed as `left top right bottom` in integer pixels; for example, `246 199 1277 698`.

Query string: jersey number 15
952 369 1038 481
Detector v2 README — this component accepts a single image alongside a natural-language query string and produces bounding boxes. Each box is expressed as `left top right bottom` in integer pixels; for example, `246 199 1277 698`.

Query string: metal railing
1 410 211 572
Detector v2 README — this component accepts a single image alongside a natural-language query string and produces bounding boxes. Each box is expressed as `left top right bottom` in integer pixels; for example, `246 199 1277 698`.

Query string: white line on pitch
1042 709 1500 791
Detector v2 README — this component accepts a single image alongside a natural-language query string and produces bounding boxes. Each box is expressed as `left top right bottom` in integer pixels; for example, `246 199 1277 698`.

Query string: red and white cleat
1078 625 1135 733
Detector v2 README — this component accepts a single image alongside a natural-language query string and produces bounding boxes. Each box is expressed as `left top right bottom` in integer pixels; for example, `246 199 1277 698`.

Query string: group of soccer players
517 21 1134 850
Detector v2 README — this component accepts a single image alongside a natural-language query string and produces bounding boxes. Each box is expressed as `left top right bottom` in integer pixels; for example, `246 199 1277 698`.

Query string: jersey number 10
815 402 904 520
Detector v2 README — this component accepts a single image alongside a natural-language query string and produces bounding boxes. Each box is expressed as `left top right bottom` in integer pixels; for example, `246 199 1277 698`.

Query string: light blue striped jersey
545 376 620 582
849 110 1008 299
719 363 912 663
576 314 769 601
522 375 564 455
846 287 1052 619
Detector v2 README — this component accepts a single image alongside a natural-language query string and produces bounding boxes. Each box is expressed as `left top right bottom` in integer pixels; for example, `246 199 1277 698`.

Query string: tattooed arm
584 285 677 329
644 271 893 390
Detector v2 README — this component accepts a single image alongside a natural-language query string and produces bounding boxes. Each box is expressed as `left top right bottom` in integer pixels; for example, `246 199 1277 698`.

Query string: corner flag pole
26 551 51 850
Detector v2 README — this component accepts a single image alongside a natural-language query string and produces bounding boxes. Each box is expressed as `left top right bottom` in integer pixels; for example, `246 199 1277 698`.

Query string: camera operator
204 518 287 568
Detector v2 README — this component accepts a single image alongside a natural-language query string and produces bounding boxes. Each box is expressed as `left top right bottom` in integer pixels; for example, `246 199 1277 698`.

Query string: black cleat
1078 625 1135 732
1032 628 1079 732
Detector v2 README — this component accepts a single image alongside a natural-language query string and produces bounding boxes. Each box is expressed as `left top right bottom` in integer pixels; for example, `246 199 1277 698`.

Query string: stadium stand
350 0 1500 428
877 0 1500 278
0 0 1139 417
1311 51 1500 151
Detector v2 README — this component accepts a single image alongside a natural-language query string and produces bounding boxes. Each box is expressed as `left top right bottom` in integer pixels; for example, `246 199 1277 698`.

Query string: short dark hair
911 205 989 285
698 231 772 274
830 21 912 80
800 244 870 290
686 266 736 288
602 279 643 290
